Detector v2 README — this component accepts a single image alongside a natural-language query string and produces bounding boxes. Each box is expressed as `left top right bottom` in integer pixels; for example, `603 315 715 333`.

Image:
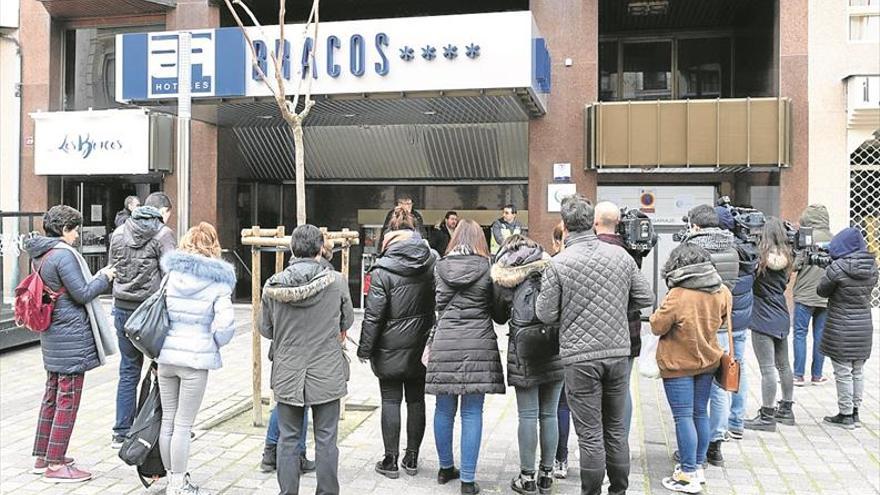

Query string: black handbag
124 275 170 360
509 275 559 361
119 368 166 488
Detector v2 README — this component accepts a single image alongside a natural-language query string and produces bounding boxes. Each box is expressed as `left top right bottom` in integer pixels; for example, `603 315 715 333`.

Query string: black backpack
118 367 166 488
509 273 559 361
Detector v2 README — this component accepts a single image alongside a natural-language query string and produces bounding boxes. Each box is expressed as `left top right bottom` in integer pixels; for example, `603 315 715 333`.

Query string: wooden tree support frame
241 226 360 426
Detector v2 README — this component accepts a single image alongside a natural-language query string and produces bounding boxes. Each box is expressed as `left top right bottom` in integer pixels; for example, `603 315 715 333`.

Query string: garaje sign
31 110 150 175
116 11 550 110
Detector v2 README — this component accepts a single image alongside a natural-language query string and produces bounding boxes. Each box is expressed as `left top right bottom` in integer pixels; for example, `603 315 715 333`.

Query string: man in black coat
381 193 425 240
430 211 458 255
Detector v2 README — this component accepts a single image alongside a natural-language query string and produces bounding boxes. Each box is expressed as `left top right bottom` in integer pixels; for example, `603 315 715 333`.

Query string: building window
678 38 731 99
621 41 672 101
849 0 880 42
599 41 619 101
63 25 163 111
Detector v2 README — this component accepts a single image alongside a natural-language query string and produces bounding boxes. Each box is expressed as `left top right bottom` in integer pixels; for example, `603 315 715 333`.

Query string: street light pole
176 32 192 239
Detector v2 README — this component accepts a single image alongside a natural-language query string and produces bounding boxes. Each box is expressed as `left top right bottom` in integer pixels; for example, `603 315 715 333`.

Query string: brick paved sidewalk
1 306 878 494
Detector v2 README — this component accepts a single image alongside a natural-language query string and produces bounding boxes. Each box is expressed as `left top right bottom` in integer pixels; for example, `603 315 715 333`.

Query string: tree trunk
291 118 307 226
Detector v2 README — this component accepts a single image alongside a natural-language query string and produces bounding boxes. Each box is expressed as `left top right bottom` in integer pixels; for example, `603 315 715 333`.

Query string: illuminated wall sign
116 12 550 111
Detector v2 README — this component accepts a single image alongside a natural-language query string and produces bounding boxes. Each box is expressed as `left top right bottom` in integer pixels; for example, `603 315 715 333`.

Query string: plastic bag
638 331 661 379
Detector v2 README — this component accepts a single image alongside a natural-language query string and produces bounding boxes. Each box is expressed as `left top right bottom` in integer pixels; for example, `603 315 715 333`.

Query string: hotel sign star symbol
443 44 458 60
399 46 415 61
421 45 437 61
465 43 481 59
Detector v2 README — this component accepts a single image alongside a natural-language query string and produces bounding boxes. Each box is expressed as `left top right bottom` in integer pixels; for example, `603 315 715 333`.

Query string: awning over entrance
39 0 175 19
114 11 549 181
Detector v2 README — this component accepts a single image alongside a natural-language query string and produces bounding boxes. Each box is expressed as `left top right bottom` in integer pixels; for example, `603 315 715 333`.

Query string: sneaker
300 454 316 474
662 466 702 494
552 459 568 479
694 467 706 485
537 466 554 495
793 376 806 387
438 466 460 485
511 471 537 495
823 413 855 430
42 464 92 484
31 457 74 475
727 428 743 440
110 434 125 449
173 473 204 495
811 376 829 386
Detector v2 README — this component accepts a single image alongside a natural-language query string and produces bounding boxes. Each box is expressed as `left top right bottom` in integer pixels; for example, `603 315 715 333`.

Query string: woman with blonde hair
157 222 236 494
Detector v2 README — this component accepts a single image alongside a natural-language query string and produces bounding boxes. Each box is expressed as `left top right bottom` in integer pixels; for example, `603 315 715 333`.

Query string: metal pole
176 32 192 239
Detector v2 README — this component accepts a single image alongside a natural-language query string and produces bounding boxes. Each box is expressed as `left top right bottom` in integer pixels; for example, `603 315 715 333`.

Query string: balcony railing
585 97 791 169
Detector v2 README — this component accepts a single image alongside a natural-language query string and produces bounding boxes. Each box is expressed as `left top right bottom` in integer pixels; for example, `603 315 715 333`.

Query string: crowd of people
20 191 878 495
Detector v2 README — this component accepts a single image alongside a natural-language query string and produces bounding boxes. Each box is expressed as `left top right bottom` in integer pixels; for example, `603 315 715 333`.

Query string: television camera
617 207 658 256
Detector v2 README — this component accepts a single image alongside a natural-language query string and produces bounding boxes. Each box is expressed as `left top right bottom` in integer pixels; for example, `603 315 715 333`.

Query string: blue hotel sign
116 12 551 106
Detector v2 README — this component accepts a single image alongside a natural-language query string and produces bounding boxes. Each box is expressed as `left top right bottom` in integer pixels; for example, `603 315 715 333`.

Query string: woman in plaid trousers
23 205 116 483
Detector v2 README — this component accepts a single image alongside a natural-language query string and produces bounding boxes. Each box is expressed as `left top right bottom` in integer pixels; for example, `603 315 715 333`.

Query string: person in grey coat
535 195 653 495
156 222 236 495
24 205 116 483
260 224 354 495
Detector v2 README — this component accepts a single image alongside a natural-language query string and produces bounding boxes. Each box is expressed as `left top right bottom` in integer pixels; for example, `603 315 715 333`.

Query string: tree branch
223 0 278 100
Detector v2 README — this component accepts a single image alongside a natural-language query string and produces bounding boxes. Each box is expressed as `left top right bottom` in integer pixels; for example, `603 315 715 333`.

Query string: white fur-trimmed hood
161 251 236 289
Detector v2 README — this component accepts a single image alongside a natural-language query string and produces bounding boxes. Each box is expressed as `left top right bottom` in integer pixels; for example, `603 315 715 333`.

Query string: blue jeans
113 308 143 436
663 373 714 473
267 406 308 453
793 303 828 379
709 330 748 438
556 386 570 463
515 380 563 471
434 394 484 483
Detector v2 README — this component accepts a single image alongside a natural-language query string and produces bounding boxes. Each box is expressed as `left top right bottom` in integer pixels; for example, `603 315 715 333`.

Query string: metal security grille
850 130 880 307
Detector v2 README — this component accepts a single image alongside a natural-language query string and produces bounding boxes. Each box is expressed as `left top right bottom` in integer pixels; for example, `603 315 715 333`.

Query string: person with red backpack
22 205 116 483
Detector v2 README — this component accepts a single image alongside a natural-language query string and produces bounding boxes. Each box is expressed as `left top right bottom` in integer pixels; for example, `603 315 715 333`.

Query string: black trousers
379 377 426 456
565 357 630 495
277 400 340 495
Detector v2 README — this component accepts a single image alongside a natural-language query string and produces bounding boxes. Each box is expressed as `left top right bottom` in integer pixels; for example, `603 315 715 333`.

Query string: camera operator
593 201 646 440
791 205 833 387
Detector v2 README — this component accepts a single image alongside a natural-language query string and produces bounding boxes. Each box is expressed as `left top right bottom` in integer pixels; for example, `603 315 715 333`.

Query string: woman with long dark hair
745 217 796 432
358 207 436 478
426 219 504 495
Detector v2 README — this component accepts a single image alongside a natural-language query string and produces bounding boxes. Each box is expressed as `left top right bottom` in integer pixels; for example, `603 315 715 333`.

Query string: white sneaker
675 464 705 485
662 466 702 493
552 460 568 479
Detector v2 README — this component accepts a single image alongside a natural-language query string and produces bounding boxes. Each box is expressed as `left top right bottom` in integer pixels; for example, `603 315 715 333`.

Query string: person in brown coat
650 243 730 494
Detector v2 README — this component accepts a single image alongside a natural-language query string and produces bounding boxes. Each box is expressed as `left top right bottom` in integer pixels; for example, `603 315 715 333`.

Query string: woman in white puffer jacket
157 222 236 495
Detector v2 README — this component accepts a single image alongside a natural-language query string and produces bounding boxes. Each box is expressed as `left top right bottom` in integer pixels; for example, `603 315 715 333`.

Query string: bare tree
223 0 319 226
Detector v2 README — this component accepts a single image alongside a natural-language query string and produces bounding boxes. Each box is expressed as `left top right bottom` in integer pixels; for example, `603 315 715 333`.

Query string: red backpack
14 250 66 333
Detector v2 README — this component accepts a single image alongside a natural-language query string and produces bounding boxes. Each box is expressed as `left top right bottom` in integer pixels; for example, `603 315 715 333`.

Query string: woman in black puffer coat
491 235 563 494
23 206 116 483
426 219 504 495
358 207 437 479
819 227 879 429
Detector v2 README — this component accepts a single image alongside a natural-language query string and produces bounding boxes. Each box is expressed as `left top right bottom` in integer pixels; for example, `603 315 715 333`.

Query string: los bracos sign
31 109 150 175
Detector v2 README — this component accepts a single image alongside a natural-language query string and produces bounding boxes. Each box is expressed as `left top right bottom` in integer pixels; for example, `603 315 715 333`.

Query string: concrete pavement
1 304 878 494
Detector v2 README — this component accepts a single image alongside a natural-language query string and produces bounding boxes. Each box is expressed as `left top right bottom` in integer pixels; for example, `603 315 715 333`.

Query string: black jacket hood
374 238 435 277
264 258 334 306
838 251 878 281
123 206 165 249
24 235 62 258
436 254 490 289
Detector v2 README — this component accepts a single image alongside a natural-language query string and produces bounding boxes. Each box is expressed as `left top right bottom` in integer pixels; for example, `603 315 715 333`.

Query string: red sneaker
31 457 74 474
812 376 829 386
42 464 92 483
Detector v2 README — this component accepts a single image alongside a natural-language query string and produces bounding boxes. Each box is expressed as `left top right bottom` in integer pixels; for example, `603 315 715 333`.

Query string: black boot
775 400 796 426
744 407 777 432
537 466 554 495
300 454 316 473
461 481 481 494
401 449 419 476
707 440 724 467
437 466 460 485
259 443 277 473
375 454 399 479
823 413 855 430
853 408 861 428
511 471 537 495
